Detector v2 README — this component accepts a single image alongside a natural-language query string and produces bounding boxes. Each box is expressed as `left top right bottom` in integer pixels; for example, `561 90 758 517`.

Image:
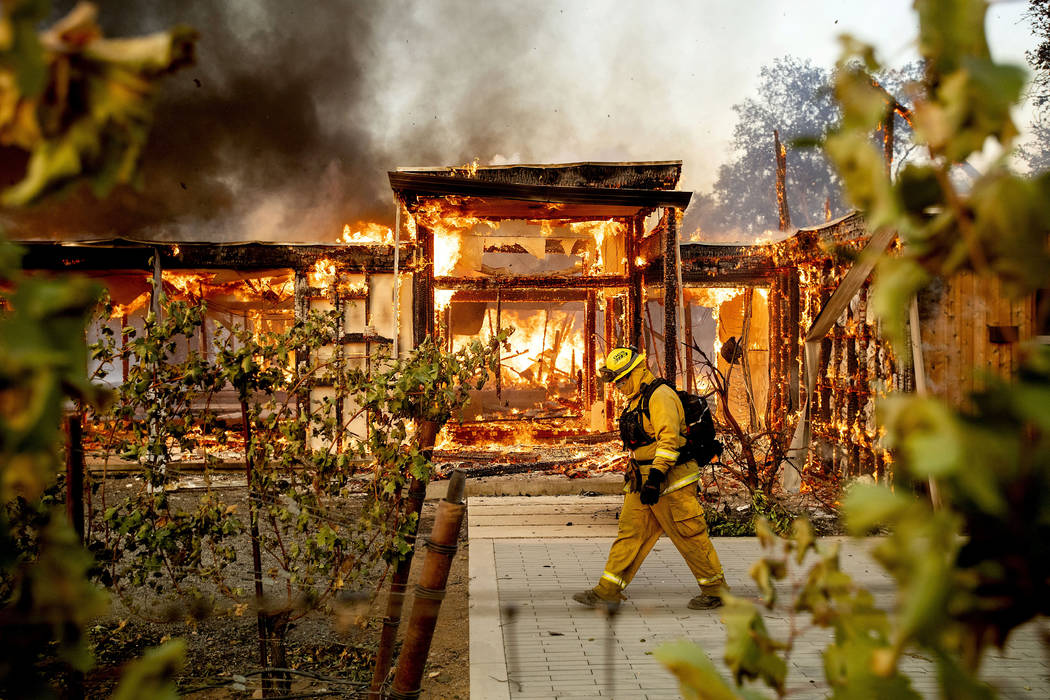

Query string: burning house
11 160 1042 490
389 161 691 443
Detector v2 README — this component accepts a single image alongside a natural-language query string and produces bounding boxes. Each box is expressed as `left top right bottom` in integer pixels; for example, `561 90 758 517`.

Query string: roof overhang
388 171 692 220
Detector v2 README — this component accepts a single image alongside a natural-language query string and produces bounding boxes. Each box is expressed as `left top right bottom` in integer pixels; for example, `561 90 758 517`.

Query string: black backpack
619 378 723 466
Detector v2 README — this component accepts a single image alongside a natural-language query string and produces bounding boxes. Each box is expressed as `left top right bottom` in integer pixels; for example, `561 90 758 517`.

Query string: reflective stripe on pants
593 487 726 598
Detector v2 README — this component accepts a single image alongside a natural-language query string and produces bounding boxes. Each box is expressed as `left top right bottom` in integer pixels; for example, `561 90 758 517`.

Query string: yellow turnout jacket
620 368 700 495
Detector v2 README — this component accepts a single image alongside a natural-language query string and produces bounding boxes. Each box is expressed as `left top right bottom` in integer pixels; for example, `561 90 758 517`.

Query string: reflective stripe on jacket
624 368 699 493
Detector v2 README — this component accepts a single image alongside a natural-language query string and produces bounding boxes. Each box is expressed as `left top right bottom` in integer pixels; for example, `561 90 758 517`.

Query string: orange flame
309 258 337 294
341 222 394 245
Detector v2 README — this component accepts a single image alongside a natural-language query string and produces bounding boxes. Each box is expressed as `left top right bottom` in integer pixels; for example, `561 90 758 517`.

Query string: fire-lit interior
390 162 693 446
14 163 1038 490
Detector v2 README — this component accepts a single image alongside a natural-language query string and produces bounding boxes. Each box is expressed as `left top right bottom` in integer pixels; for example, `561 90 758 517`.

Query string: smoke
3 1 708 243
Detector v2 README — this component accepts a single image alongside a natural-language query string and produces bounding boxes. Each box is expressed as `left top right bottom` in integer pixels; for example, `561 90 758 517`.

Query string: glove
639 470 665 506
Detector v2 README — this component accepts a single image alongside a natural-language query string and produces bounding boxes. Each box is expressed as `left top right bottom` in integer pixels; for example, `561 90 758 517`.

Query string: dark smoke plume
4 1 388 242
5 1 689 244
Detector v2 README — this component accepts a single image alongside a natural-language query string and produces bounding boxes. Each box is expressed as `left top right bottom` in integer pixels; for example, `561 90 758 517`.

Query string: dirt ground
80 468 840 698
84 484 469 700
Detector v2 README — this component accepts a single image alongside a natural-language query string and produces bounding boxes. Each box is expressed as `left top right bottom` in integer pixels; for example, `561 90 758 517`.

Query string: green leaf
110 639 186 700
869 257 929 353
722 595 786 692
654 640 742 700
790 517 816 565
824 130 900 231
842 484 911 534
915 0 990 79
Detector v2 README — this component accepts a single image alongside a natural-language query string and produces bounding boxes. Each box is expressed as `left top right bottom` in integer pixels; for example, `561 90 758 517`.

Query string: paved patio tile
472 531 1050 699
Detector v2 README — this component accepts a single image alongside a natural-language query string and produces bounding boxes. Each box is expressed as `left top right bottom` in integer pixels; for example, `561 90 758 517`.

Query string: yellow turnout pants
594 487 726 600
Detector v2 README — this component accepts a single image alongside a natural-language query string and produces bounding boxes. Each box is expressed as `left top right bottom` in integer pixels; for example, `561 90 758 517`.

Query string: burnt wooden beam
389 171 693 211
787 268 801 411
628 215 644 348
449 289 589 303
584 291 596 409
775 129 791 231
397 161 683 190
434 274 629 290
18 241 410 272
413 224 436 344
663 207 678 382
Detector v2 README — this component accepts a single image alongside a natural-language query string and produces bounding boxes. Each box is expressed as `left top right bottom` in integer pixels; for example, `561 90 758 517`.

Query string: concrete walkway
468 496 1049 699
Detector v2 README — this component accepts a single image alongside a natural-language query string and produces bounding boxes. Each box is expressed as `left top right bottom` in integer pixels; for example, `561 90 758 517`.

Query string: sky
9 0 1041 242
363 0 1037 192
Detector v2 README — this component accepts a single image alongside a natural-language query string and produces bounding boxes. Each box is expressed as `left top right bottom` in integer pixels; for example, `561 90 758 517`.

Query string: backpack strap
638 378 673 419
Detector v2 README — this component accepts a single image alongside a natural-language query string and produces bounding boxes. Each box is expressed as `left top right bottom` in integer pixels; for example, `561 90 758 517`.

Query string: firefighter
572 347 727 610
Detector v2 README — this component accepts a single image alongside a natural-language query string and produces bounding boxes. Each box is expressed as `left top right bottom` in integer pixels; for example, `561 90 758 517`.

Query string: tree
1021 0 1050 171
660 0 1050 696
688 57 920 237
1025 0 1050 108
1017 111 1050 172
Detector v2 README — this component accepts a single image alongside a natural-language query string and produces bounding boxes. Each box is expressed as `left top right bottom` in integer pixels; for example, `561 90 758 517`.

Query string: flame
634 256 646 267
309 258 337 294
341 222 394 245
687 287 744 359
435 289 454 311
434 232 463 277
412 197 500 278
450 307 583 388
110 291 150 319
688 287 743 308
171 244 180 256
569 220 622 274
164 271 210 298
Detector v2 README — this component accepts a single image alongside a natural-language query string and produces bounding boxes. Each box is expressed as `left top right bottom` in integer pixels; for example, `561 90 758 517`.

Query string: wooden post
628 215 644 348
584 291 597 408
413 222 435 346
767 274 783 431
65 414 85 542
663 207 678 382
495 291 502 401
787 269 800 412
774 130 791 231
683 293 695 394
369 420 440 696
388 471 468 700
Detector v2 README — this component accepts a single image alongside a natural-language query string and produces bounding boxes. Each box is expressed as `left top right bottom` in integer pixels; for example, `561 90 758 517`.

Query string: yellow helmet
599 346 646 384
